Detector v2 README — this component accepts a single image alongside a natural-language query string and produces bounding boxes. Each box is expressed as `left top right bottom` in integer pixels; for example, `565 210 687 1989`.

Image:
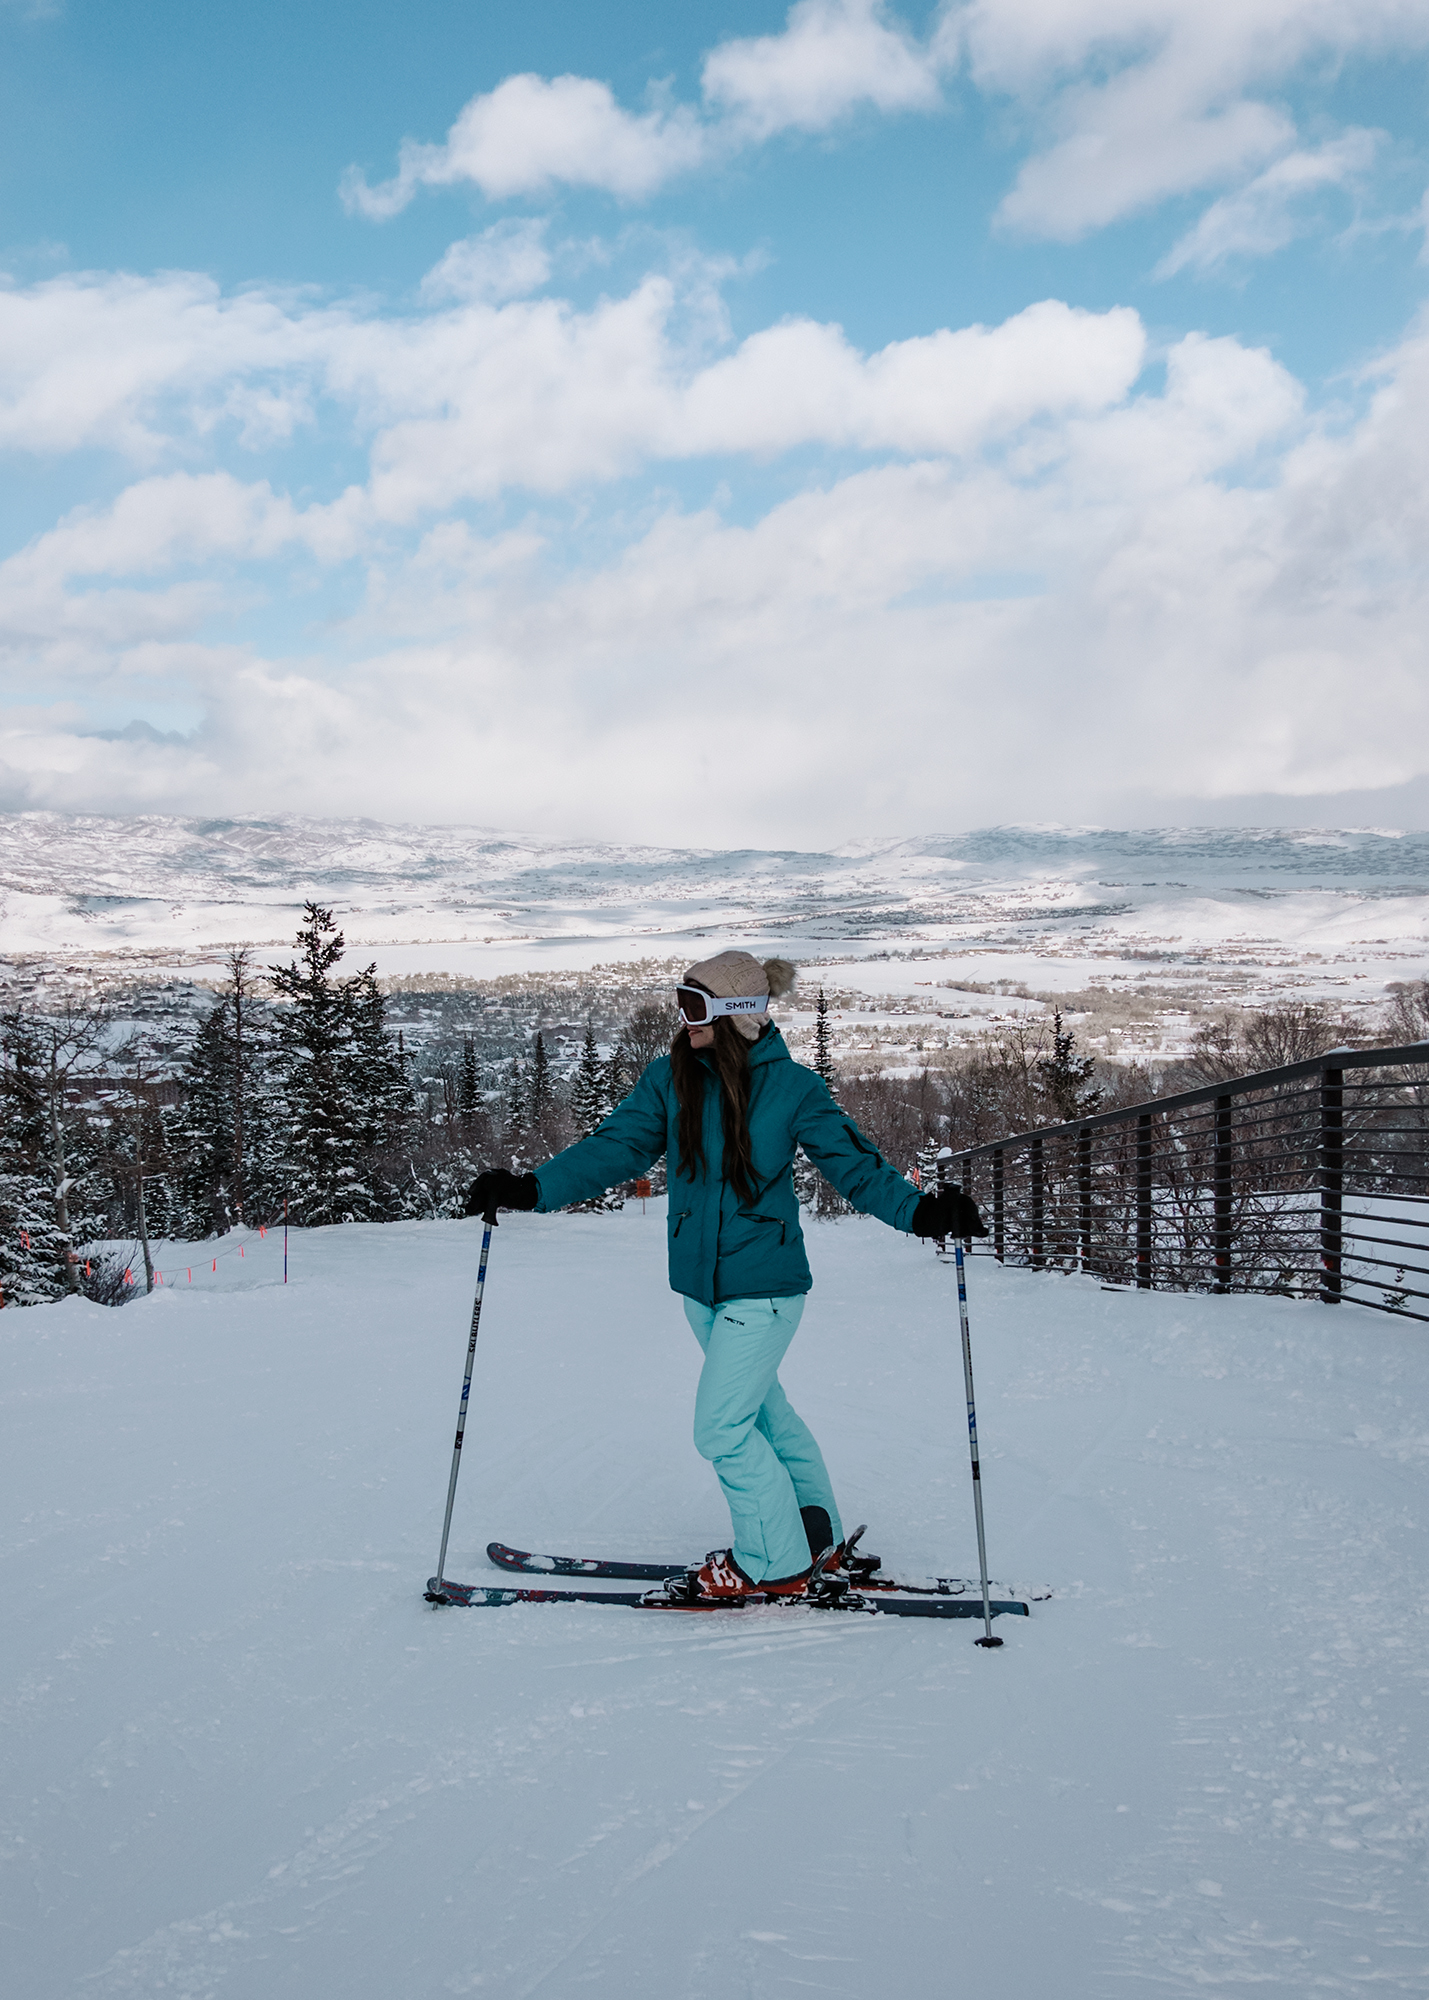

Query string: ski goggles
676 983 769 1027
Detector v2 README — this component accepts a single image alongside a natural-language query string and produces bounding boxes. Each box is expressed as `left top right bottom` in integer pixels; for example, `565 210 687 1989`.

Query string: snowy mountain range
0 814 1426 1019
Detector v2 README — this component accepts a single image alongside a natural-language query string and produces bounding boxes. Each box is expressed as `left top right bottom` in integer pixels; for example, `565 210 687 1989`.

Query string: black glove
463 1169 540 1219
911 1185 988 1240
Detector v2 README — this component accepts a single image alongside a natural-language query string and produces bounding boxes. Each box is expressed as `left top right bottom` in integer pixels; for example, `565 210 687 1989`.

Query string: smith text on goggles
676 985 769 1026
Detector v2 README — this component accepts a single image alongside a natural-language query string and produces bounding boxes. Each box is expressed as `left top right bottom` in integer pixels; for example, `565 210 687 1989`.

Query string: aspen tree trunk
136 1164 154 1295
230 949 248 1226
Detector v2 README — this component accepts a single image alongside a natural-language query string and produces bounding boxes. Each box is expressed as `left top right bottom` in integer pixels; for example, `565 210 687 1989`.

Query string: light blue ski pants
682 1295 843 1583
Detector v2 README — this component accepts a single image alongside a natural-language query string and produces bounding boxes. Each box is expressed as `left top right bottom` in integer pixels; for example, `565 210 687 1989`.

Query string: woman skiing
465 951 984 1602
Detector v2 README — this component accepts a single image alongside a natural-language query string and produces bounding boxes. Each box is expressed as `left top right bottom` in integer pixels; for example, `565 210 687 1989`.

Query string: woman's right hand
463 1170 540 1219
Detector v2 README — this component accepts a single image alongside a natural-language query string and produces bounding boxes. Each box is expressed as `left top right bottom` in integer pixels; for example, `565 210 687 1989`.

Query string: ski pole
430 1211 498 1602
954 1235 1003 1649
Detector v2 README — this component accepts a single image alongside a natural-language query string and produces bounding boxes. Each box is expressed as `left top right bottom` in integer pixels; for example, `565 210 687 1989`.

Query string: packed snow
4 1206 1427 1997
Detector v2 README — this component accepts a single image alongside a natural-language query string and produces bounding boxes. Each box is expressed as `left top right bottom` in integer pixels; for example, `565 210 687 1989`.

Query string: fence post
1078 1125 1093 1274
1136 1113 1152 1289
992 1148 1005 1263
1320 1064 1343 1305
1213 1094 1233 1293
1030 1134 1045 1270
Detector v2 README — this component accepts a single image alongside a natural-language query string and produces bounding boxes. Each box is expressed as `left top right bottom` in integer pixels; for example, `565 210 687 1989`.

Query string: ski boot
800 1507 883 1585
641 1545 844 1607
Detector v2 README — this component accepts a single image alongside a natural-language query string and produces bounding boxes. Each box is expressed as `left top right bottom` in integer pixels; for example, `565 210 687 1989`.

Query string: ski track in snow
3 1208 1428 1997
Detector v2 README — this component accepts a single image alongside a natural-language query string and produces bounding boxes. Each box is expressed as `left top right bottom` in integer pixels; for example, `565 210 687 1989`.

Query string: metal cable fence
945 1042 1429 1323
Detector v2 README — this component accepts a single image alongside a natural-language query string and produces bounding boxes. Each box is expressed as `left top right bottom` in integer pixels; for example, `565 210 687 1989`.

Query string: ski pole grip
483 1209 499 1225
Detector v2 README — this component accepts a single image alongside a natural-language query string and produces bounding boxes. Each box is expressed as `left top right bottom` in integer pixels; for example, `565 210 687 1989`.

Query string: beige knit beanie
683 950 798 1041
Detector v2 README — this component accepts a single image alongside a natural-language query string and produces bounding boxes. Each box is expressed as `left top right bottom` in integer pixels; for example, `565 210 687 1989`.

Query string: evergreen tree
269 903 379 1225
1037 1010 1102 1124
813 989 839 1101
458 1035 480 1123
798 990 848 1216
566 1021 623 1210
349 966 417 1153
569 1023 606 1137
169 960 286 1236
528 1032 554 1128
1 1003 109 1293
169 998 237 1237
599 1041 631 1119
503 1057 527 1161
0 1015 67 1306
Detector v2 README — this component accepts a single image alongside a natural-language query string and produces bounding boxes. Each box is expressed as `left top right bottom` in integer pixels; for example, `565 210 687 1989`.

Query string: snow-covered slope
4 1209 1426 1996
1 815 1427 1035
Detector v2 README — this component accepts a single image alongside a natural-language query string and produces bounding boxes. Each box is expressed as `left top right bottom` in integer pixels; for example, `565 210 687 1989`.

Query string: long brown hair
669 1019 757 1204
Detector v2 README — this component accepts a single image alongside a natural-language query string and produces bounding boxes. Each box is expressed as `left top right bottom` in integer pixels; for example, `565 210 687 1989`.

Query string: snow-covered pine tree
458 1035 479 1123
0 1015 68 1305
599 1041 630 1118
269 903 379 1225
169 957 286 1235
797 988 849 1216
169 997 237 1236
813 989 838 1101
569 1023 605 1137
1036 1009 1102 1124
4 1003 110 1293
503 1058 527 1164
528 1032 554 1129
566 1021 623 1210
349 966 417 1156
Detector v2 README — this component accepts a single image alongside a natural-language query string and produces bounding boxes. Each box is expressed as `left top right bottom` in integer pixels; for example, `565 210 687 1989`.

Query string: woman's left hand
911 1187 988 1238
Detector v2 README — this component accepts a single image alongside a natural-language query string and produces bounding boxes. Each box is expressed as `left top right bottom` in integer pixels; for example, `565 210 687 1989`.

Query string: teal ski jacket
532 1024 920 1307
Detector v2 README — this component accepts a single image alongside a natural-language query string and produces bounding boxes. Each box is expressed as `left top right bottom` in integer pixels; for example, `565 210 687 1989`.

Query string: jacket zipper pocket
672 1209 692 1238
736 1212 788 1248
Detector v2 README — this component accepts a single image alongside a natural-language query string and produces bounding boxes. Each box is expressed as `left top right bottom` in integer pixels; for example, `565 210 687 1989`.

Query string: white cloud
335 0 1429 278
676 300 1145 457
965 0 1429 241
702 0 942 139
353 290 1146 516
1157 131 1380 275
5 260 1429 836
0 261 1146 522
341 73 708 215
419 220 553 303
341 1 952 217
0 272 337 458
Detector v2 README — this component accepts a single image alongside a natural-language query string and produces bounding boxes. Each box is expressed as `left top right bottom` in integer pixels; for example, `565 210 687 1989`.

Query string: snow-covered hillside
4 1209 1426 1996
1 814 1427 997
3 814 1427 1063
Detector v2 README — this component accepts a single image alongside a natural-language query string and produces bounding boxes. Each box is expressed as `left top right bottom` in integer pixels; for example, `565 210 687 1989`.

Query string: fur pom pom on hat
683 950 798 1040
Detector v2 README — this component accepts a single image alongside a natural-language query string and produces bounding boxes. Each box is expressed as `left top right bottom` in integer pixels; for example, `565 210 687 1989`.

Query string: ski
427 1576 1029 1618
485 1540 1040 1600
487 1541 680 1581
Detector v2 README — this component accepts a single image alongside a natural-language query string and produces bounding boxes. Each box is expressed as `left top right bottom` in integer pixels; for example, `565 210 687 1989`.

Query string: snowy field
4 1207 1428 1998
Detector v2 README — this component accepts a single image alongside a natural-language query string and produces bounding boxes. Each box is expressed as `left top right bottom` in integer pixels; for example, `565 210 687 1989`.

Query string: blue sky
2 0 1428 841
